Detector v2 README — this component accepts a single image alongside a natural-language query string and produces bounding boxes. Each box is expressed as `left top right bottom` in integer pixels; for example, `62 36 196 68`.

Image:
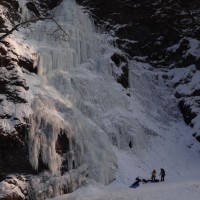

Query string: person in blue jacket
130 177 141 188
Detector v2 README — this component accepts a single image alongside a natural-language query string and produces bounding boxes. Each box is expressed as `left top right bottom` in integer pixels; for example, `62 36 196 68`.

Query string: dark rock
0 56 11 67
0 0 21 24
162 74 169 79
0 79 10 93
75 0 200 90
192 89 200 96
196 58 200 70
178 100 197 125
76 0 200 67
111 53 126 67
0 193 24 200
0 16 6 29
192 133 197 137
18 57 37 74
111 53 129 88
6 92 28 104
0 133 34 174
0 122 48 175
178 54 198 68
115 39 138 58
26 2 40 17
38 0 62 10
0 173 6 182
0 0 19 10
164 39 189 67
0 45 7 55
196 135 200 142
0 41 10 48
117 64 129 88
0 114 12 119
175 92 184 99
10 79 29 90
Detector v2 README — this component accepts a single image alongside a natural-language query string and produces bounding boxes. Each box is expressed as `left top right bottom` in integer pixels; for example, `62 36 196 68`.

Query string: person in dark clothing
160 168 165 182
151 169 156 182
142 179 149 183
130 177 141 188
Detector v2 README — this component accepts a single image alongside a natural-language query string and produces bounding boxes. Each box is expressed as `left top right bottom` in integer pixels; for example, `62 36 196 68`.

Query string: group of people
151 168 165 182
130 168 166 188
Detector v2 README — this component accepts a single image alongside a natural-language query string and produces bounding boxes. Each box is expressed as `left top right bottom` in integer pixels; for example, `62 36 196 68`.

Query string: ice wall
28 0 100 75
21 0 117 184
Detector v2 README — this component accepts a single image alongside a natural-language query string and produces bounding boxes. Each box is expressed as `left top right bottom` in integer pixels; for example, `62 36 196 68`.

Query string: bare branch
51 17 71 40
0 0 70 42
0 16 52 41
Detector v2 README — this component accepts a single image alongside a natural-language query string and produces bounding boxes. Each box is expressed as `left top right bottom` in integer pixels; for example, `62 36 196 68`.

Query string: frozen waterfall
20 0 169 188
21 0 118 185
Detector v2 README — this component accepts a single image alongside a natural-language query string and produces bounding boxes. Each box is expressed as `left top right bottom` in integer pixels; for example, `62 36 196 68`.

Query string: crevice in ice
129 140 133 148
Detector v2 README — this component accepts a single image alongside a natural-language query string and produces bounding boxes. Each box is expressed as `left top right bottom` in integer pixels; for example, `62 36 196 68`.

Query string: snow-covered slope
50 177 200 200
49 63 200 200
49 61 200 200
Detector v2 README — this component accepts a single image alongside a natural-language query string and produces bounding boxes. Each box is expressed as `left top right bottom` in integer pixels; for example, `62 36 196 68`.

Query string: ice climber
160 168 165 182
151 169 156 182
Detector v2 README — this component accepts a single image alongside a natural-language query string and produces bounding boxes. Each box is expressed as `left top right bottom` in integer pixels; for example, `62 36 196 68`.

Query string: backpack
161 169 165 175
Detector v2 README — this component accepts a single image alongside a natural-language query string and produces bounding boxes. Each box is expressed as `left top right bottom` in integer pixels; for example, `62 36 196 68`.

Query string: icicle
28 96 72 174
25 0 103 77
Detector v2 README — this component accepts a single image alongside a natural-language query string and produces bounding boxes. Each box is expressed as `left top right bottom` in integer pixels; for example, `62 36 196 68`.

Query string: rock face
0 0 88 199
0 0 34 178
75 0 200 142
76 0 200 62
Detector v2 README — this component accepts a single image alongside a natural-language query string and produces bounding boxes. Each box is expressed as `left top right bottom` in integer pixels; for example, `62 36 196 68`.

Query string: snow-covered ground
49 79 200 200
50 176 200 200
49 113 200 200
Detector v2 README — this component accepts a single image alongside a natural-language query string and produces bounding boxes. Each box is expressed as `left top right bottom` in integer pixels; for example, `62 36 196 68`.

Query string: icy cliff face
23 0 118 183
76 0 200 143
